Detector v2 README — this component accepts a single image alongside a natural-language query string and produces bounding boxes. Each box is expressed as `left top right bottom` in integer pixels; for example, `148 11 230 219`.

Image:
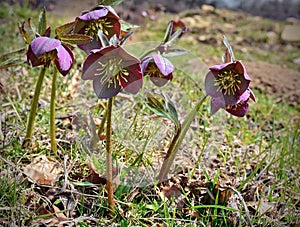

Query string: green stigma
95 58 128 88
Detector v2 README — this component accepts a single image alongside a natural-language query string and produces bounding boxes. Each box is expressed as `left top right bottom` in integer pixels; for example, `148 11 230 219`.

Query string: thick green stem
106 97 114 214
23 66 47 147
157 95 208 182
50 67 58 156
157 125 181 182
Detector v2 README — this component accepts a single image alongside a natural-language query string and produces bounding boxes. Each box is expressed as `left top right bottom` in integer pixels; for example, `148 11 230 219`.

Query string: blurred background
2 0 300 21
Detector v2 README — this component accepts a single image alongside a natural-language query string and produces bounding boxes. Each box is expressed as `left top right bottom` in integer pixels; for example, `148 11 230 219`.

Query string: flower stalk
105 97 114 214
50 66 58 156
157 95 208 182
23 65 47 147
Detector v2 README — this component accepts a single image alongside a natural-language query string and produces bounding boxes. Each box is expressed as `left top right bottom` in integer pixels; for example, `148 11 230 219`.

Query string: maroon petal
226 102 249 117
93 78 121 99
153 54 174 76
120 65 143 94
27 46 44 67
141 56 151 74
78 39 102 54
210 99 221 115
205 71 221 98
78 8 109 21
30 37 61 57
54 44 74 76
150 72 173 87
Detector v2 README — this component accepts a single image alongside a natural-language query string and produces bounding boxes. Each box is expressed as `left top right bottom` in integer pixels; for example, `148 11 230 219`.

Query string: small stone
201 4 215 12
293 58 300 65
281 24 300 42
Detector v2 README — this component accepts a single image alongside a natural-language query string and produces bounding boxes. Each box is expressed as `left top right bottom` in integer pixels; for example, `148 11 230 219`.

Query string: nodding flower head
141 54 174 87
82 45 143 99
27 36 74 76
205 60 255 117
73 5 121 53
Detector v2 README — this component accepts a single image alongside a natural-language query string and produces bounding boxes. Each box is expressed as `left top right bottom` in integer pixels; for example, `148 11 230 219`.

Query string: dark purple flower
74 5 121 53
205 60 255 117
141 54 174 87
82 45 143 99
27 36 74 76
205 60 251 106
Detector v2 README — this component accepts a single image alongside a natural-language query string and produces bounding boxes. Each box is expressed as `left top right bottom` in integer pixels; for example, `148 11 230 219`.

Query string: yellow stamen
214 69 241 95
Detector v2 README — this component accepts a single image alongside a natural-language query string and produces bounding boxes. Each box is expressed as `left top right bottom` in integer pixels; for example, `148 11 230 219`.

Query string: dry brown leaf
23 155 62 186
53 205 69 221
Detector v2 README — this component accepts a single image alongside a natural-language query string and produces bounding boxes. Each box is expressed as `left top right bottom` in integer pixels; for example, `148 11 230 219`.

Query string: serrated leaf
120 20 139 32
222 35 235 62
98 0 124 6
59 34 93 45
55 21 75 36
38 7 47 35
162 48 189 57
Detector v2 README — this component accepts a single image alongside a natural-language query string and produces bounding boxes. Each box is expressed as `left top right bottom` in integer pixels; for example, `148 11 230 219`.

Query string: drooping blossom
73 5 121 53
205 60 255 117
169 20 187 38
82 45 143 99
141 54 174 87
27 36 74 76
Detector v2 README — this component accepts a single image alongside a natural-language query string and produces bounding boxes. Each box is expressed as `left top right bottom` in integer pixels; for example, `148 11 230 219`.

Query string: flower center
85 18 113 37
226 101 245 110
95 58 128 88
145 63 164 78
214 69 241 95
38 50 57 66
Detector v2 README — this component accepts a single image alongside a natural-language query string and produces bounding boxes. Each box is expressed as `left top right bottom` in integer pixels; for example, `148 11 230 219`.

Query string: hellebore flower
205 60 255 117
169 20 187 38
27 36 74 76
141 54 174 87
82 45 143 99
74 5 121 53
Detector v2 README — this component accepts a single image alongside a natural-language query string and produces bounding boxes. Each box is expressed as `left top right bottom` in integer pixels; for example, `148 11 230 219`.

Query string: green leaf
98 0 124 6
59 34 93 45
146 92 179 128
164 29 182 47
162 20 173 44
38 7 47 35
55 21 75 36
120 20 139 32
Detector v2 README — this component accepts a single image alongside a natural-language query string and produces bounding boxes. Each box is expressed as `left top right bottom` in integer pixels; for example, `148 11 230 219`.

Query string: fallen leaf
23 155 61 186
